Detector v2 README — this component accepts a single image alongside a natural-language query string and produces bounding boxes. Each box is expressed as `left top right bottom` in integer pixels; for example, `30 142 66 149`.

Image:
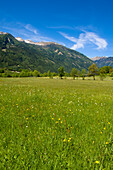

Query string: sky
0 0 113 58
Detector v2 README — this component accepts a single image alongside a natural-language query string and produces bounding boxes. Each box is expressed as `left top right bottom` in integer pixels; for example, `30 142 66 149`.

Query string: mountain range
0 32 94 73
91 56 113 68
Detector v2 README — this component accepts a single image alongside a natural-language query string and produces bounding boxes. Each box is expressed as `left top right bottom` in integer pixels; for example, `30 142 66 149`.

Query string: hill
92 56 113 68
91 56 107 61
0 32 93 73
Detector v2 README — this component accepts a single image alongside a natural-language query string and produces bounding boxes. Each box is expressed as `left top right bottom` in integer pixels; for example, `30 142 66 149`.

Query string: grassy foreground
0 78 113 169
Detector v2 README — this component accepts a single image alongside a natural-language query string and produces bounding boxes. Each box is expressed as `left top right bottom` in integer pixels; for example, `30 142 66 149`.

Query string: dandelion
56 121 58 124
32 115 35 117
63 139 66 142
106 142 108 144
60 121 62 124
26 117 28 120
58 118 60 120
108 122 110 124
68 138 71 142
93 141 95 144
100 132 102 134
104 127 106 130
95 161 99 164
52 118 54 120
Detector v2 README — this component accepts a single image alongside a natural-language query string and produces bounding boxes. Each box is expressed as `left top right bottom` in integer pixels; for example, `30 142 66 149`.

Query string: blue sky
0 0 113 58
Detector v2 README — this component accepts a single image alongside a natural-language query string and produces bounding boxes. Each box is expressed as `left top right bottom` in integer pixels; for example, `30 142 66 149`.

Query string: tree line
0 64 113 80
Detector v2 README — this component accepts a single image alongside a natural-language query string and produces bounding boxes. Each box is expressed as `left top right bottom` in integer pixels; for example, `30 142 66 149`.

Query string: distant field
0 78 113 169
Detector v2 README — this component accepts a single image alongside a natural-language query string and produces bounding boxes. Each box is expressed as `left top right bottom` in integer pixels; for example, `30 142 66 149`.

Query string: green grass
0 78 113 169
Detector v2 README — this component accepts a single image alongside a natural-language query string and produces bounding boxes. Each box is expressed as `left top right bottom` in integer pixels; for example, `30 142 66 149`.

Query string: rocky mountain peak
0 31 7 35
91 56 107 61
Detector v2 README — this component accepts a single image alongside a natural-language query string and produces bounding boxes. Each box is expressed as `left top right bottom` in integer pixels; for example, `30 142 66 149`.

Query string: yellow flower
93 141 95 144
63 139 66 142
108 122 110 124
52 118 54 120
104 127 106 130
56 121 58 124
26 117 28 120
106 142 108 144
68 140 70 142
58 118 60 120
95 161 99 164
60 121 62 124
69 138 71 140
100 132 102 134
32 115 35 117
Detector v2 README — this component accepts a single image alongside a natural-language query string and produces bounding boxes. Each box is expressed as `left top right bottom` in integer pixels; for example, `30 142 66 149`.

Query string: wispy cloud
48 25 75 30
59 31 108 50
24 24 38 35
0 21 54 42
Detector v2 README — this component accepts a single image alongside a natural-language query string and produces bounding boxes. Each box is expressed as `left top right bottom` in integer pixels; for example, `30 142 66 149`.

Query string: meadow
0 77 113 169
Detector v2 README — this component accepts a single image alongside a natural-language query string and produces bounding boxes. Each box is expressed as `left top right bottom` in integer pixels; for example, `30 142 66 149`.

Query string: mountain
0 32 93 73
91 56 107 61
91 56 113 68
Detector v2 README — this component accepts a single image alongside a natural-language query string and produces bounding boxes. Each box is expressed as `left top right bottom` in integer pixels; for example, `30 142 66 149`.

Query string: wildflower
95 161 99 164
56 121 58 124
58 118 60 120
32 115 35 117
108 122 110 124
106 142 108 144
68 138 71 142
100 132 102 134
52 118 54 120
60 121 62 124
93 141 95 144
26 117 28 120
63 139 66 142
104 127 106 130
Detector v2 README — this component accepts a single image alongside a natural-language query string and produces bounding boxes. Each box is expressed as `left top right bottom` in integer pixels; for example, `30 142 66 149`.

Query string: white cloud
0 22 53 42
24 24 38 35
59 31 108 50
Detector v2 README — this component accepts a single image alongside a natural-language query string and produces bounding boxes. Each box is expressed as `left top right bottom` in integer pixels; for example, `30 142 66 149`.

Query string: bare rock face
16 37 60 46
91 56 107 61
0 31 7 35
16 37 24 42
24 40 59 46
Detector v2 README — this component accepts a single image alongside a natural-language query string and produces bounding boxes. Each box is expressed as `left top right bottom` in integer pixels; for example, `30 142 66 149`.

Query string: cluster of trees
0 69 57 78
57 64 113 80
0 64 113 80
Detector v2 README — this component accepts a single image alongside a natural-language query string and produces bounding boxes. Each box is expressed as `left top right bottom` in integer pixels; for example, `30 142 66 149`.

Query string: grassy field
0 77 113 169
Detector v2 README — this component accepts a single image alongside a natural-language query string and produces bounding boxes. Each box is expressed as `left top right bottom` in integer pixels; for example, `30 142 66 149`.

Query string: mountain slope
93 57 113 67
0 32 93 73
